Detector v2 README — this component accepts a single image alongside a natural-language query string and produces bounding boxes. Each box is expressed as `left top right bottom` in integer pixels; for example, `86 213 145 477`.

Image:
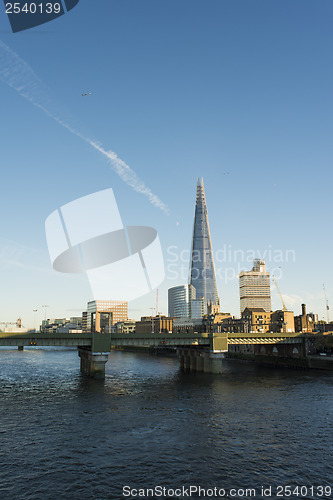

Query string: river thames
0 348 332 500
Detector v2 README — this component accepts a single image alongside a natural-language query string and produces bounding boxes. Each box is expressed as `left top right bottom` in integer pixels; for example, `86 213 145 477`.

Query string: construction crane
272 276 287 311
323 284 330 323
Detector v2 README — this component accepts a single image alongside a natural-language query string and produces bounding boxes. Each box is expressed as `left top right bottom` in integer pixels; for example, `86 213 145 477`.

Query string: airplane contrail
0 40 170 215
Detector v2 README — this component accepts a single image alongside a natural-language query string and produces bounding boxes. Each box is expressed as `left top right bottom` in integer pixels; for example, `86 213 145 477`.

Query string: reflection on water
0 348 332 500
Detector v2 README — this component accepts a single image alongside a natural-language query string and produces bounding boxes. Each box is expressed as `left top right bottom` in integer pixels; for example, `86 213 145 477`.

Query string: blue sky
0 0 332 328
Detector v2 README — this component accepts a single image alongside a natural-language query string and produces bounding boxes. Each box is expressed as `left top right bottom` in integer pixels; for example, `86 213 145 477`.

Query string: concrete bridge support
183 353 191 371
196 354 205 372
190 353 197 371
178 349 225 374
205 352 224 374
179 353 185 371
78 348 109 379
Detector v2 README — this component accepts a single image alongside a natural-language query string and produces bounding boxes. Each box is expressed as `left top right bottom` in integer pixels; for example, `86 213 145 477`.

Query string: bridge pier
179 353 185 371
196 354 204 372
205 352 224 374
190 353 197 371
18 346 24 351
183 353 191 371
178 349 225 374
78 348 109 379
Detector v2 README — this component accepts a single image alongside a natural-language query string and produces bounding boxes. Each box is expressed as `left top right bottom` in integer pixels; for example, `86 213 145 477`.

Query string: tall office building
190 298 205 319
189 178 219 314
86 300 128 333
239 259 271 313
168 284 196 318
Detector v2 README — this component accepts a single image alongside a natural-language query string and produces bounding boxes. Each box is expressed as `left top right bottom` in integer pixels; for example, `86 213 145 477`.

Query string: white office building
86 300 128 333
239 259 271 313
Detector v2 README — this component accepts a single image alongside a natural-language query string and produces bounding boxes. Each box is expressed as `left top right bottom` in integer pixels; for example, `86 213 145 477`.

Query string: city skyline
0 1 332 327
0 173 330 328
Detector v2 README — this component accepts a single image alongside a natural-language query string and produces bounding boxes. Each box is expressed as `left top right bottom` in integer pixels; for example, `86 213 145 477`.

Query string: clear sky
0 0 332 328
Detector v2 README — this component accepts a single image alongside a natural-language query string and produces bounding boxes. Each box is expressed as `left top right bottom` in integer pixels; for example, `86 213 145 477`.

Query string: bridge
110 331 306 373
0 331 111 379
0 330 306 378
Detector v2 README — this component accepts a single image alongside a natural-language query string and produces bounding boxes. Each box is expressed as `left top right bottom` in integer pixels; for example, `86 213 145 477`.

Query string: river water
0 348 332 500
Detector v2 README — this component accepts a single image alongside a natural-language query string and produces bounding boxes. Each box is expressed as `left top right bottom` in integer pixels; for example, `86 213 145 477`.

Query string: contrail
0 40 170 215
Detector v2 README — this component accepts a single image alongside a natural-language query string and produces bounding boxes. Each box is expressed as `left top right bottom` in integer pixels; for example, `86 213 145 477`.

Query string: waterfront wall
226 352 333 371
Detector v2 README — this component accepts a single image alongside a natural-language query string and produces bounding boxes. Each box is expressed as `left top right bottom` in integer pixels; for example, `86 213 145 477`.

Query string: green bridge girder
0 331 305 353
110 331 305 351
0 331 111 352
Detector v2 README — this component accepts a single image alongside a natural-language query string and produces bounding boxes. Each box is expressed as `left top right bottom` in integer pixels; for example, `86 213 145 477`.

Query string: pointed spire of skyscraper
190 178 219 314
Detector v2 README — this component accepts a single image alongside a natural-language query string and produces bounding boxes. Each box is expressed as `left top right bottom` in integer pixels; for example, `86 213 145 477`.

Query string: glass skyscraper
189 178 219 314
168 284 196 318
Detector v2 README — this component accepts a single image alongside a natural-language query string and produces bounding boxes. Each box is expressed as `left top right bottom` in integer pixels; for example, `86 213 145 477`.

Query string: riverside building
239 259 271 313
86 300 128 333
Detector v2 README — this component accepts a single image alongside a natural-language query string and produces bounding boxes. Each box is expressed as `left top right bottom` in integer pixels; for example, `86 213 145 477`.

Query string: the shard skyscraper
190 178 220 314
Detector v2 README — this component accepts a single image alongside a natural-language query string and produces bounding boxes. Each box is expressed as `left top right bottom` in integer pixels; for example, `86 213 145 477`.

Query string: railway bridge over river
0 330 306 378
